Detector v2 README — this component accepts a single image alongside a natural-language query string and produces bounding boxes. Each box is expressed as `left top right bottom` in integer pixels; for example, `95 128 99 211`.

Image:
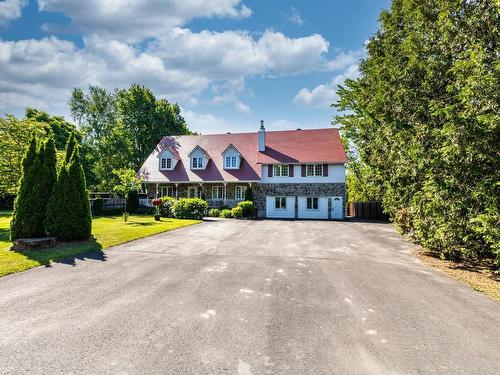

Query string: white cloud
0 36 209 116
0 0 26 26
325 50 363 71
286 6 304 26
151 28 329 79
38 0 252 42
293 64 360 109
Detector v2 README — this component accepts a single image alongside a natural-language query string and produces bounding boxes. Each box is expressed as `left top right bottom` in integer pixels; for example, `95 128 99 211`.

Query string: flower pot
154 214 161 221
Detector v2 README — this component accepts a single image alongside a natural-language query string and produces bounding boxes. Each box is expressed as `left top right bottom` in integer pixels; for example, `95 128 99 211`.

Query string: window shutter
289 164 294 177
268 165 273 177
301 165 306 177
323 164 328 176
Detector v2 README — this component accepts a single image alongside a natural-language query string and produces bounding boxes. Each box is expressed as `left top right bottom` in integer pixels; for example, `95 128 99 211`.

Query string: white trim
235 185 247 200
212 186 223 199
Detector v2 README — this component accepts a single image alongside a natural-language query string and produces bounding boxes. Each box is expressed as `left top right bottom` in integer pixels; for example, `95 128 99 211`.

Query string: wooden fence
347 201 389 221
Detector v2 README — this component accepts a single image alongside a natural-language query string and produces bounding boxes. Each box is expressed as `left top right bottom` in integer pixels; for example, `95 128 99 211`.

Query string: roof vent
296 128 301 130
226 132 231 134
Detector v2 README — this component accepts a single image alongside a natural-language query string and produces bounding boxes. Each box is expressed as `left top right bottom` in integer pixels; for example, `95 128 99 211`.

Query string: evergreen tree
10 135 56 239
64 131 76 164
45 140 92 240
336 0 499 262
10 136 38 239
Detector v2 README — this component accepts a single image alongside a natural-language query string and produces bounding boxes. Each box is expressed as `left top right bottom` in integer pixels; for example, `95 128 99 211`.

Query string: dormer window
160 158 172 170
222 144 241 170
158 145 178 171
192 157 203 169
225 156 237 169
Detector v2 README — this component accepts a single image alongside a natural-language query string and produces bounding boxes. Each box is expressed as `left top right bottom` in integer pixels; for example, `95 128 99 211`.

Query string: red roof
139 128 346 183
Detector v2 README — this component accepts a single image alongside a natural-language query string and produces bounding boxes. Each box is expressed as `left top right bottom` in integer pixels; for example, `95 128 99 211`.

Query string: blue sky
0 0 390 133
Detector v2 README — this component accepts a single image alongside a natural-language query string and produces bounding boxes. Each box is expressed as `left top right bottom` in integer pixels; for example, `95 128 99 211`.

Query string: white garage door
330 196 344 219
266 196 295 219
297 197 329 219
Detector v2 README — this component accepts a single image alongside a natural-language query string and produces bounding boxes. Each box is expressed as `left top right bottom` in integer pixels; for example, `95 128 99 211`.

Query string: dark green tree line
336 0 499 263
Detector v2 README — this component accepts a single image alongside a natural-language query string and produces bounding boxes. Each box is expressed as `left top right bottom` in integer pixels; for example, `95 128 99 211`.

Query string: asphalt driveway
0 220 499 375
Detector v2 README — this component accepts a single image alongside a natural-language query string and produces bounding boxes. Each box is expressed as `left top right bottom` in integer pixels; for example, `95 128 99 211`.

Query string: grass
0 211 200 277
415 249 499 302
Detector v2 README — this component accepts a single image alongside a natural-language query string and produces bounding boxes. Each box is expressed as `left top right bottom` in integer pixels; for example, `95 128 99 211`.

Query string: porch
143 182 253 208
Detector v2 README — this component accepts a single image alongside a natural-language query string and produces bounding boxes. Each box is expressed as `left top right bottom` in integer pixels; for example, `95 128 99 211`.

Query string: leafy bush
208 208 221 217
160 196 176 217
237 201 254 218
172 198 208 220
244 187 254 202
231 206 243 218
220 209 232 218
92 198 104 216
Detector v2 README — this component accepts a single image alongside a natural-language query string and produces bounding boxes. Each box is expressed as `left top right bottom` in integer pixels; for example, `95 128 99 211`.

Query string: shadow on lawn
0 227 9 242
12 236 107 268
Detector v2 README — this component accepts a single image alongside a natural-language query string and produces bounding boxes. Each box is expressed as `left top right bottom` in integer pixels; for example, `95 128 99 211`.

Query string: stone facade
253 183 345 218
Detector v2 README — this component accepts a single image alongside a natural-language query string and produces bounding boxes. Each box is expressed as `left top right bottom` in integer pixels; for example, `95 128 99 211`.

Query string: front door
330 196 344 219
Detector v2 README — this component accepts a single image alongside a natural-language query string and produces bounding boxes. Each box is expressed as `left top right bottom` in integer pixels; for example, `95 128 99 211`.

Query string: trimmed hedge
231 206 243 218
208 208 221 217
172 198 207 220
220 209 232 218
237 201 254 218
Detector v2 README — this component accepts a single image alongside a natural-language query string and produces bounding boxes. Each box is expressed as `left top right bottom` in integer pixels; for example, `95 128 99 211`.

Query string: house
138 121 348 219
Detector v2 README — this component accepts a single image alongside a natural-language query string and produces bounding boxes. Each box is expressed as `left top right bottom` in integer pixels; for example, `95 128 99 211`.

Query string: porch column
175 183 179 199
199 182 204 199
155 183 159 198
223 182 227 205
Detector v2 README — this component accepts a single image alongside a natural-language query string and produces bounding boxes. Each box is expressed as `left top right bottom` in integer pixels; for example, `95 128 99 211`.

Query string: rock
12 237 57 251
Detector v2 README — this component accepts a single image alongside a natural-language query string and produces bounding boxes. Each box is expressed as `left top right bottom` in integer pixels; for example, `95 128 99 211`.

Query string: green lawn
0 211 200 277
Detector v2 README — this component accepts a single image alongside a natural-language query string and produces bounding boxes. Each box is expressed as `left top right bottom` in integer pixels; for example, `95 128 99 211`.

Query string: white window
212 186 223 199
188 186 198 198
306 164 323 177
235 186 246 200
306 197 319 210
192 157 203 169
159 186 173 197
273 164 289 177
161 158 166 169
166 158 172 169
225 155 237 169
160 158 173 170
274 196 287 209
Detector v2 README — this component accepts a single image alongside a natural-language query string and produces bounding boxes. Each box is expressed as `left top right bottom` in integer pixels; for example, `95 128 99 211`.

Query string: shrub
45 139 92 241
237 200 254 218
244 187 254 202
11 136 57 240
231 206 243 218
220 209 232 218
160 196 176 217
172 198 208 220
126 189 139 213
208 208 221 217
92 198 104 216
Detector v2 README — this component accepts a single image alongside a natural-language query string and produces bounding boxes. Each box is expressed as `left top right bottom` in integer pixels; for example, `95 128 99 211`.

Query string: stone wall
253 183 345 218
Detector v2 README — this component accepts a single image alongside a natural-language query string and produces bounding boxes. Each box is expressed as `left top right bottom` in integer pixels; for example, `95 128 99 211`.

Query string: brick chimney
258 120 266 152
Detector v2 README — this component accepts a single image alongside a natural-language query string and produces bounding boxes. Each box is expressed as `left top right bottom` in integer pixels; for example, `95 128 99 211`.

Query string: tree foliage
336 0 499 263
69 84 191 190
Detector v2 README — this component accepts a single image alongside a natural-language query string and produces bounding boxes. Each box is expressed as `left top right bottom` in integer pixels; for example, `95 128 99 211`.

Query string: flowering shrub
172 198 208 220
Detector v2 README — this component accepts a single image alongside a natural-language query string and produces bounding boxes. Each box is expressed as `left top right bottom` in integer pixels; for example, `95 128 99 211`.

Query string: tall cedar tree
45 136 92 240
10 136 57 239
336 0 499 262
